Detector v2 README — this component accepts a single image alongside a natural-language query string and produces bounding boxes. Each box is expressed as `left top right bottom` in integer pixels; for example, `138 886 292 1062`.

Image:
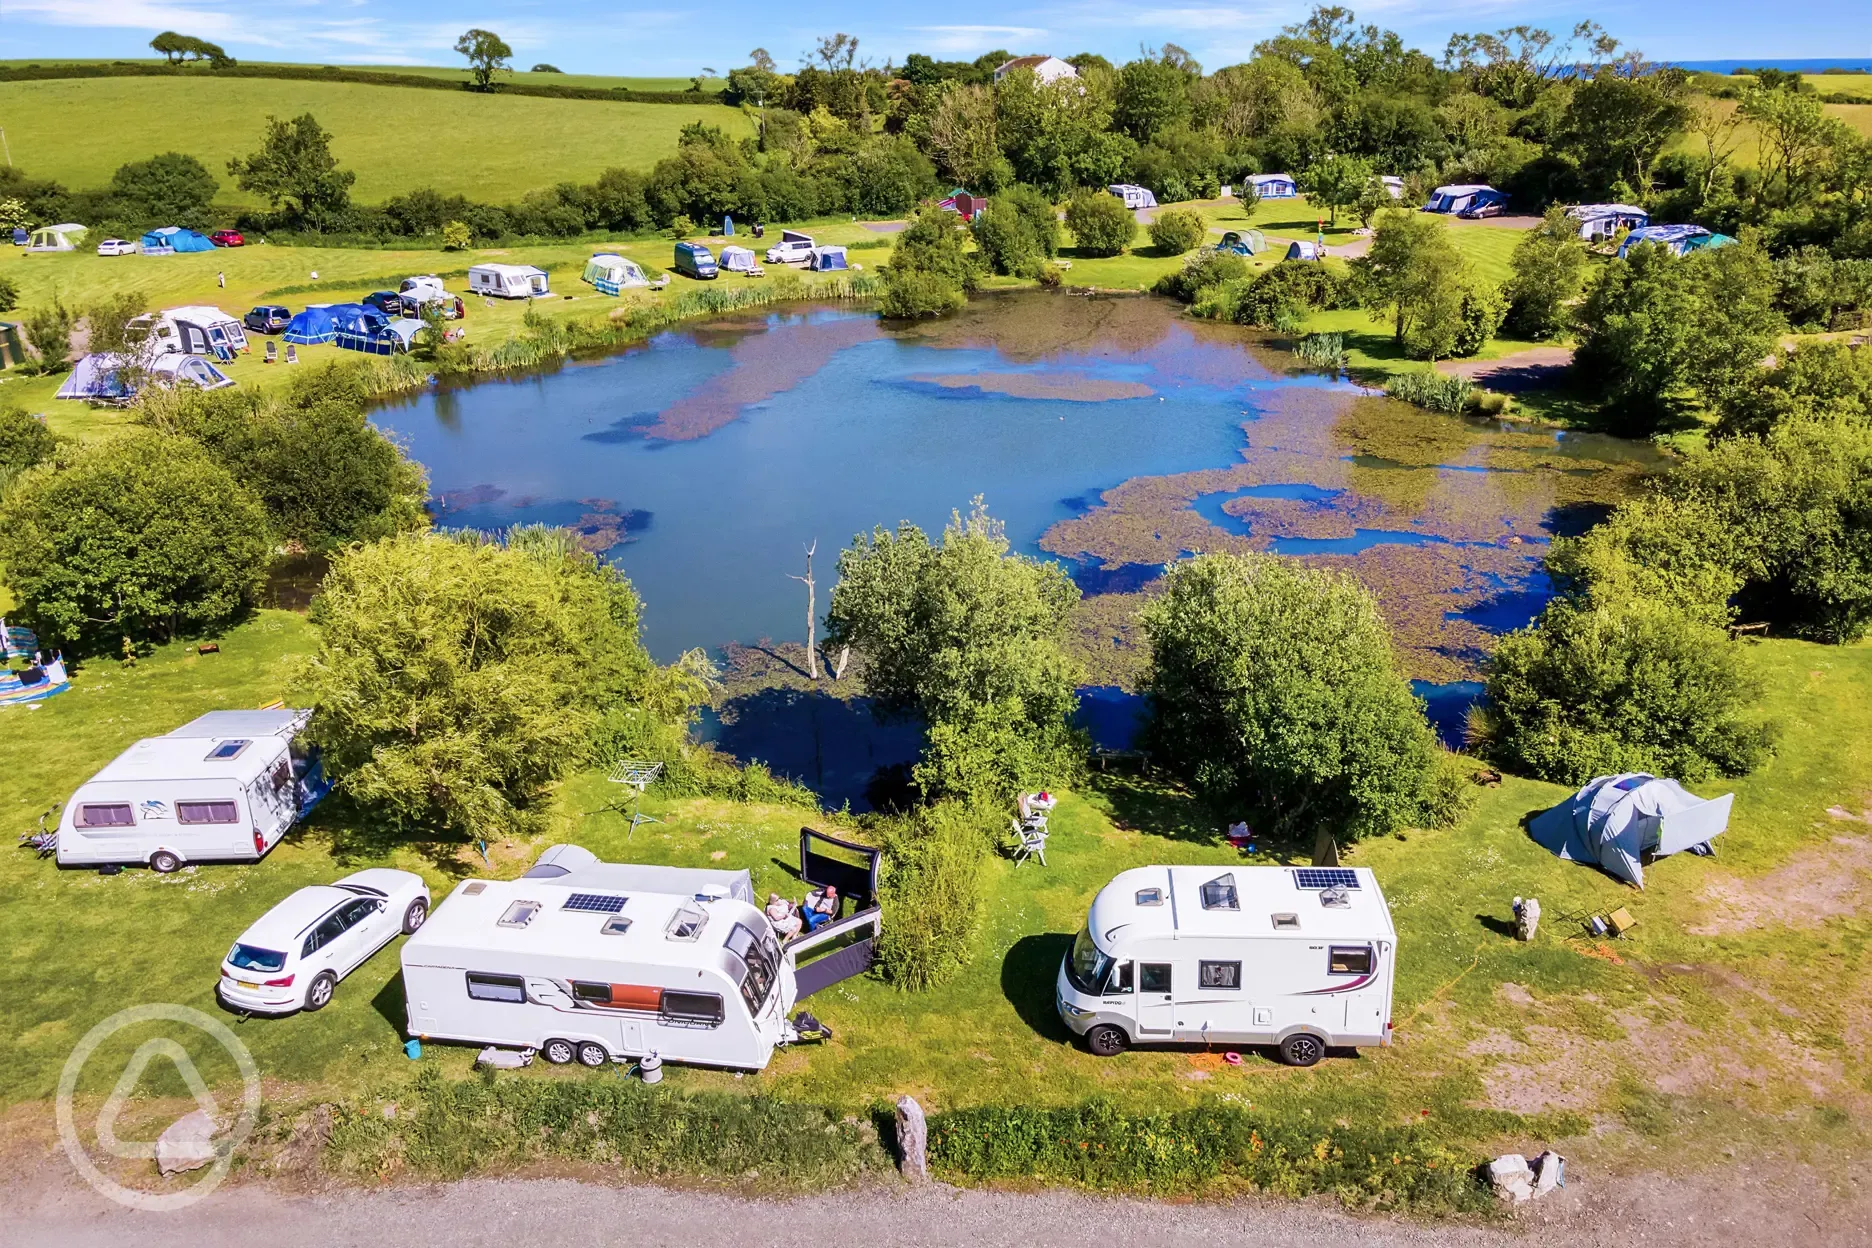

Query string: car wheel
1279 1033 1325 1068
1086 1024 1128 1057
402 898 428 934
150 850 181 874
304 971 337 1012
541 1038 576 1065
576 1042 609 1068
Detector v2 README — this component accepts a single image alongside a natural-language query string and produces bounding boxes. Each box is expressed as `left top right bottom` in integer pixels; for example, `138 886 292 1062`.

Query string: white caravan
402 833 883 1070
1056 865 1396 1067
127 306 250 359
55 709 330 873
467 263 550 298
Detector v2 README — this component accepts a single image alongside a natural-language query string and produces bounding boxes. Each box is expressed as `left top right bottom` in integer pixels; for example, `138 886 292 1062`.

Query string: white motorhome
55 710 330 873
402 833 883 1070
468 263 550 298
1056 865 1396 1067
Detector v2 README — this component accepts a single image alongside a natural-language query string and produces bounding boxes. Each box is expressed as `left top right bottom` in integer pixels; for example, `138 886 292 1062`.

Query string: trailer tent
1423 184 1505 214
1567 203 1648 241
1249 173 1297 199
1108 184 1158 210
25 224 85 252
1528 773 1733 889
581 253 648 295
806 246 848 272
1617 224 1734 258
139 226 216 254
469 264 550 298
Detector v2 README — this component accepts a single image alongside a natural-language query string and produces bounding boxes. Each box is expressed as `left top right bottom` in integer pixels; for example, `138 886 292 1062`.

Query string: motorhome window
1134 887 1163 906
465 972 526 1004
178 800 239 825
660 990 725 1026
1329 946 1373 975
1199 961 1242 990
665 902 708 941
206 740 251 761
1103 960 1134 994
1066 925 1111 995
498 901 541 928
1139 963 1173 994
726 922 780 1014
228 944 285 973
1200 874 1240 910
572 981 612 1004
77 803 135 828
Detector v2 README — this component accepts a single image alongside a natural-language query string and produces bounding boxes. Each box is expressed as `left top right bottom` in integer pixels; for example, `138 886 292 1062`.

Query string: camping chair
1010 817 1049 868
801 886 841 932
264 341 277 364
285 345 299 365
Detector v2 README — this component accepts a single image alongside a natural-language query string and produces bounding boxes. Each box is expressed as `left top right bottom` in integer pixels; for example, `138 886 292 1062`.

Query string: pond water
374 292 1660 801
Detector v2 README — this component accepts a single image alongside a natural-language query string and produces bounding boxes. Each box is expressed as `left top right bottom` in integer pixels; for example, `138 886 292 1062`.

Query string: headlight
1060 1002 1094 1019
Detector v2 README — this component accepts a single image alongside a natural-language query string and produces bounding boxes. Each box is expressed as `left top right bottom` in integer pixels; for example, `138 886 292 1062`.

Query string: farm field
4 612 1869 1180
0 59 720 95
0 77 752 204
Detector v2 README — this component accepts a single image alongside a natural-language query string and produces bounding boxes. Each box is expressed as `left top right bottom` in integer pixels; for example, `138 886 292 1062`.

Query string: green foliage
1000 183 1061 256
1771 247 1872 332
827 499 1084 805
1478 597 1778 785
878 269 967 318
881 203 979 318
1351 209 1472 360
454 29 514 92
1716 340 1872 439
328 1067 884 1185
875 802 991 989
1384 369 1472 413
1146 206 1206 255
1065 189 1137 257
81 291 147 357
1219 262 1349 330
1299 153 1372 226
929 1099 1488 1211
1140 553 1454 842
1558 69 1692 197
0 273 17 314
149 32 234 67
970 197 1045 277
1152 246 1249 302
440 220 472 251
1504 207 1589 340
0 405 57 493
1451 283 1507 357
300 526 682 841
107 152 218 230
1293 331 1347 369
1114 57 1193 142
1545 493 1741 627
0 433 269 648
226 112 358 230
19 295 77 374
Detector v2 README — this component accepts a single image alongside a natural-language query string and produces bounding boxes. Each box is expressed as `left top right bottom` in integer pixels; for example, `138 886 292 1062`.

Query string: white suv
218 868 430 1014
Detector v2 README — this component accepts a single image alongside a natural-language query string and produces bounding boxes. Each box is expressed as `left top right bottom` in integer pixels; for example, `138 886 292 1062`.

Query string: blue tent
140 226 216 254
336 316 420 355
1248 173 1297 198
1617 224 1734 259
283 305 339 344
807 246 848 272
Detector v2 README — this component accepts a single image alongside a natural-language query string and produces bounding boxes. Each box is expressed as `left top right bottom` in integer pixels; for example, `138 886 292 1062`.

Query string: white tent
719 245 760 275
26 223 86 253
1528 773 1733 889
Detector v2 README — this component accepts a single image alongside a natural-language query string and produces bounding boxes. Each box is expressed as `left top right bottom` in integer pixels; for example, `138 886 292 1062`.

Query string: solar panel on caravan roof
1292 868 1361 890
562 892 628 913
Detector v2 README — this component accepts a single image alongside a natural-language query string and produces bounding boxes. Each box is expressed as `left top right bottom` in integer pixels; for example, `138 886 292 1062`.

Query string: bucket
404 1038 422 1061
640 1053 663 1085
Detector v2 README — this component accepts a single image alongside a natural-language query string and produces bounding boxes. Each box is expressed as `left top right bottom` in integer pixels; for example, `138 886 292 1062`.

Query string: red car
210 230 246 247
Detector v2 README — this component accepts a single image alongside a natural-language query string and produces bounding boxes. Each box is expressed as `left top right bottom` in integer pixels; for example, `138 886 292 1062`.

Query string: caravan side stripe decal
1298 972 1375 996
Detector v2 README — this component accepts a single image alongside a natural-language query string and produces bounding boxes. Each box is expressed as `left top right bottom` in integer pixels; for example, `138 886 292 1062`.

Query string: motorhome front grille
1292 868 1361 891
562 892 627 914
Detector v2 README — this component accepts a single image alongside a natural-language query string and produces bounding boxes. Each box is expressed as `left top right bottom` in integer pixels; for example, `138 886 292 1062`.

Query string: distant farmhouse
993 55 1079 85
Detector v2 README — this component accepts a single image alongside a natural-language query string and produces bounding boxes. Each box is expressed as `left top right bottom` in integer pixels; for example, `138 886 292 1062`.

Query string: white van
55 710 329 873
763 230 815 264
467 263 549 298
1056 865 1396 1067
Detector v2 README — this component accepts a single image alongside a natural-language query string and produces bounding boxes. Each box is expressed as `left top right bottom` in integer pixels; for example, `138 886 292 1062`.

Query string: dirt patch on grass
1689 832 1872 936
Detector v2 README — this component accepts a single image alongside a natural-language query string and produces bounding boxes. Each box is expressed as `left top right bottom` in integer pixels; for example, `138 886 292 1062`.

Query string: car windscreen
228 943 287 972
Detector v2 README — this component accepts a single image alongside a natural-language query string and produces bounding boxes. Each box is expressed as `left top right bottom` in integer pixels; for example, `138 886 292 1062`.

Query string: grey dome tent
1528 773 1733 889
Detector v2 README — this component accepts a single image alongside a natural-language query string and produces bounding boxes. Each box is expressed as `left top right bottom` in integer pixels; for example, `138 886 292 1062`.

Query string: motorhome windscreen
726 922 780 1013
1067 924 1111 994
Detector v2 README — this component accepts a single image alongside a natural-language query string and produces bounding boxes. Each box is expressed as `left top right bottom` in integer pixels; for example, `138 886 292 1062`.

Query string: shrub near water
875 802 991 990
1066 189 1137 257
1147 207 1206 255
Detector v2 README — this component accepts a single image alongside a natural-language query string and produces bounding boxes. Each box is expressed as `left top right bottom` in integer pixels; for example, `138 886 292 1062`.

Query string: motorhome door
1136 962 1175 1038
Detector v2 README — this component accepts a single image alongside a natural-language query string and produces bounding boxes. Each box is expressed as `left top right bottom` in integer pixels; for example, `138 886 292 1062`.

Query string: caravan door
1135 962 1175 1039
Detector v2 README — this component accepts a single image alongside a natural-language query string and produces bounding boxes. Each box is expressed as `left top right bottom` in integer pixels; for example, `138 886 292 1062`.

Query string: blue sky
4 0 1871 77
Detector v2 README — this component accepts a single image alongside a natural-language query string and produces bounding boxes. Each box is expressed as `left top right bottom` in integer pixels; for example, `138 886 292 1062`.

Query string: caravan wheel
575 1042 609 1068
1085 1024 1128 1057
541 1038 576 1065
150 850 181 874
1278 1033 1324 1067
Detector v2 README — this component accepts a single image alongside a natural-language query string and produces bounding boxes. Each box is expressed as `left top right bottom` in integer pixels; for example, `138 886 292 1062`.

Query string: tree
927 84 1006 190
1352 209 1469 359
813 33 860 71
1503 206 1589 339
83 292 147 356
826 499 1084 805
0 274 15 315
455 29 514 91
971 197 1044 276
1717 340 1872 439
1139 552 1455 842
226 114 357 229
749 47 777 73
20 295 78 374
151 32 189 64
1147 206 1206 254
1739 82 1847 204
880 203 979 318
0 433 270 648
300 527 685 840
1558 68 1691 196
1299 152 1371 226
1114 56 1192 142
108 152 218 229
1065 189 1136 256
0 405 57 493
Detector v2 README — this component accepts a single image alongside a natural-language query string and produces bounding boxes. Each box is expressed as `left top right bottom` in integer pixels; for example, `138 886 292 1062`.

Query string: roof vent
205 739 251 761
666 901 708 942
1135 887 1164 906
497 900 541 928
1320 887 1352 909
1272 913 1300 930
601 915 633 936
1200 873 1239 911
463 882 487 896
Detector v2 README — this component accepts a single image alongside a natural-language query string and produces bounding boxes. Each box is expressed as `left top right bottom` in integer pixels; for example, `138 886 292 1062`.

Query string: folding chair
285 344 299 364
1010 817 1049 868
264 341 277 364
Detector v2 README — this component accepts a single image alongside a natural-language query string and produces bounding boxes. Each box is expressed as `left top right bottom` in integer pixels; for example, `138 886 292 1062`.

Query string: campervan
764 230 815 264
468 264 550 298
402 832 883 1070
55 710 330 873
1056 865 1396 1067
673 241 718 279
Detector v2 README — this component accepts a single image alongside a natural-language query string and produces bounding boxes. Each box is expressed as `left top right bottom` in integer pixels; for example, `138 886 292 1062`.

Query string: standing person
217 271 225 289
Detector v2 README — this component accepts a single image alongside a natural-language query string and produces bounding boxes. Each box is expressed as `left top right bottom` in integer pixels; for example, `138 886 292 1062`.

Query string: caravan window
465 972 527 1004
178 800 239 825
1198 961 1242 990
660 990 725 1027
1329 946 1373 975
77 803 136 828
1103 960 1133 994
1139 963 1173 994
725 922 780 1014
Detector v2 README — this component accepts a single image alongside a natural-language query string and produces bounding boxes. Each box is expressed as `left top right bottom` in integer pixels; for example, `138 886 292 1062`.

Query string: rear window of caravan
77 803 135 828
178 800 240 824
660 990 724 1026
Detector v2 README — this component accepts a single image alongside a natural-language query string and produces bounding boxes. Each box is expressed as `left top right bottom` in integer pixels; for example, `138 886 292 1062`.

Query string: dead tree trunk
788 540 819 679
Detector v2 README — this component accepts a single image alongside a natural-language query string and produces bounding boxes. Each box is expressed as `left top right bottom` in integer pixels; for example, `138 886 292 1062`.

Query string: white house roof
1087 865 1394 950
85 732 289 787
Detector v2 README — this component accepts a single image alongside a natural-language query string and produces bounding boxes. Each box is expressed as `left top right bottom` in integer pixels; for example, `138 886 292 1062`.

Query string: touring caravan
1108 183 1159 210
55 710 331 873
128 306 249 360
1423 184 1506 215
1248 173 1297 199
468 264 550 298
402 832 883 1070
1567 203 1648 241
1056 865 1396 1067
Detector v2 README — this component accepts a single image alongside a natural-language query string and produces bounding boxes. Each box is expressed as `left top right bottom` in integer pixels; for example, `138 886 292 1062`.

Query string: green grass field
0 77 752 204
5 613 1868 1181
0 58 720 95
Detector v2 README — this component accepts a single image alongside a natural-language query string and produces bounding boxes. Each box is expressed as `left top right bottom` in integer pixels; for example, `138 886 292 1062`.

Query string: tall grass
1293 332 1347 370
1384 368 1474 414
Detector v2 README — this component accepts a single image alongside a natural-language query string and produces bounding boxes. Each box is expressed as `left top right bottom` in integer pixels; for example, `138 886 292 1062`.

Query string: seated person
764 892 802 940
801 884 840 931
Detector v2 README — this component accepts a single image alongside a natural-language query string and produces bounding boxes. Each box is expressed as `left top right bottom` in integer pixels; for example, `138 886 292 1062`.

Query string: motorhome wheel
1279 1033 1324 1067
541 1038 576 1065
402 898 428 933
304 972 336 1012
575 1042 609 1068
150 850 181 874
1086 1024 1128 1057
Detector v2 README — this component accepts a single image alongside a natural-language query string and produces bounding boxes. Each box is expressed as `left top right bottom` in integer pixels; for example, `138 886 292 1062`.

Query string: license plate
237 981 258 989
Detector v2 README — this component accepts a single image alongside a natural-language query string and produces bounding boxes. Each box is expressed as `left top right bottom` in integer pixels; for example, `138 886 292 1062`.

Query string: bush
1153 247 1249 302
1715 339 1872 439
1503 206 1589 340
1384 369 1472 413
875 802 991 989
0 404 56 492
1226 263 1349 329
1140 553 1455 842
881 202 979 317
0 432 269 648
879 268 966 318
19 296 78 373
969 198 1043 277
1147 207 1206 255
0 274 17 314
1293 332 1347 370
1451 284 1507 357
1065 189 1137 257
440 220 472 250
1000 183 1060 256
1478 597 1778 784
